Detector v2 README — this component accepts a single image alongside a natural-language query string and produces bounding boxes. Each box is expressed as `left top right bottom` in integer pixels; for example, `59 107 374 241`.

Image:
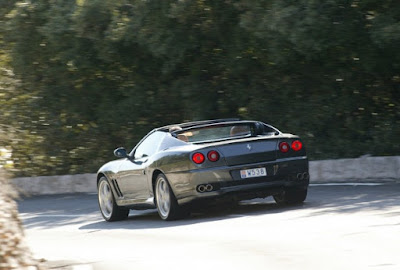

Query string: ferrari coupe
97 119 309 221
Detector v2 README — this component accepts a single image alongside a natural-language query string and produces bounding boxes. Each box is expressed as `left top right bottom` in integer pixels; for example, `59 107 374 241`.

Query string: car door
116 131 166 201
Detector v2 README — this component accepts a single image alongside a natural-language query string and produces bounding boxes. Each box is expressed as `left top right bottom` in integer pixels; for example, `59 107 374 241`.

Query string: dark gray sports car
97 119 309 221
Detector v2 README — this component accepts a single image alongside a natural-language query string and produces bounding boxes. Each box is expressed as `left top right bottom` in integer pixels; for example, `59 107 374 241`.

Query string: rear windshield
173 123 277 143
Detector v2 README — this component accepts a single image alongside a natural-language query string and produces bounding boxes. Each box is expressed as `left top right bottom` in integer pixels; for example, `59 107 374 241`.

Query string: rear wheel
273 187 308 205
98 177 129 221
155 174 183 221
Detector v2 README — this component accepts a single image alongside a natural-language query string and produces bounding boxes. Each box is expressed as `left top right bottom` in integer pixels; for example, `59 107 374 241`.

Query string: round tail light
207 150 220 162
192 153 205 164
291 140 303 151
279 142 290 153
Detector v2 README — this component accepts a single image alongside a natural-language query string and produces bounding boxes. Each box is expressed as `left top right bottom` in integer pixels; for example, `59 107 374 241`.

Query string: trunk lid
215 138 279 166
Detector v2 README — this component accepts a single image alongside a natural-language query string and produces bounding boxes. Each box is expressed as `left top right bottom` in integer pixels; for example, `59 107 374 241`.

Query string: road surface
18 183 400 270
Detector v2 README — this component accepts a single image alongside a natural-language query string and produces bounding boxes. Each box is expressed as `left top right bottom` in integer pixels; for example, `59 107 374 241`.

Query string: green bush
1 0 399 176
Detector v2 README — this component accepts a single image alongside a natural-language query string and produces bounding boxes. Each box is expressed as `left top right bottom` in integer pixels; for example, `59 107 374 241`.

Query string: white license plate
240 167 267 179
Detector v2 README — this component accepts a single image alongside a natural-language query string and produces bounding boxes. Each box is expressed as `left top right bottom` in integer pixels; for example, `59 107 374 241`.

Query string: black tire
98 177 129 221
273 187 308 206
155 174 183 221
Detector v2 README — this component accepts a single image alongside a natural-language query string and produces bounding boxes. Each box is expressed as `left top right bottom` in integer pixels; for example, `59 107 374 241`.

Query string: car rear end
165 121 309 205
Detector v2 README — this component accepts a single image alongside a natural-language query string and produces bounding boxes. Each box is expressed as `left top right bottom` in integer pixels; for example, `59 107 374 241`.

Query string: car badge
246 144 252 151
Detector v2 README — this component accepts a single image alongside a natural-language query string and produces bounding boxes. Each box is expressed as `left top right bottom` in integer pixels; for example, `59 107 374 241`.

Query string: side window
261 123 279 135
134 131 166 160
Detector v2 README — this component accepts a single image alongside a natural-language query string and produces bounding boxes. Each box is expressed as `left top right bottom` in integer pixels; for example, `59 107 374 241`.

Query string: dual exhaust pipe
197 184 214 193
297 172 309 180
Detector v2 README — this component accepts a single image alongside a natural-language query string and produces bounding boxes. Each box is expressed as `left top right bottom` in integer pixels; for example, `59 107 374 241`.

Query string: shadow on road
303 183 400 217
78 199 293 230
18 184 400 230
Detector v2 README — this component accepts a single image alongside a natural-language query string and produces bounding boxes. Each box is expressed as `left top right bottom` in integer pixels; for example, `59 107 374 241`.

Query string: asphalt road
18 183 400 270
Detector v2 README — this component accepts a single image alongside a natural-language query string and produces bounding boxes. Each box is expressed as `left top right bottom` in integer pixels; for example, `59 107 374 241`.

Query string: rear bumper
165 156 309 205
179 178 309 205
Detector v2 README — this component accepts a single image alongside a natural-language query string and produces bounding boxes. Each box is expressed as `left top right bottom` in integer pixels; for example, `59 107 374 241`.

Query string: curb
12 156 400 196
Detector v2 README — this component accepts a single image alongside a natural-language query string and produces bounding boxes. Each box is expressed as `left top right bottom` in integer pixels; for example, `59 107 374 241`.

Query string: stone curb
12 156 400 196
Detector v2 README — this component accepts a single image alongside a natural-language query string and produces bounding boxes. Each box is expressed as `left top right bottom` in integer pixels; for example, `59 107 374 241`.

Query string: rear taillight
207 150 220 162
279 142 290 153
192 153 205 164
291 140 303 151
192 150 220 164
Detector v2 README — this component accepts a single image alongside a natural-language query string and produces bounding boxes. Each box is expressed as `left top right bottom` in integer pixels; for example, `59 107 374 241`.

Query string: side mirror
114 147 128 158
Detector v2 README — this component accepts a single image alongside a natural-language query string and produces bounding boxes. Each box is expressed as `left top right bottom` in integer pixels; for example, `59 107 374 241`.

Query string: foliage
0 169 40 269
0 0 399 176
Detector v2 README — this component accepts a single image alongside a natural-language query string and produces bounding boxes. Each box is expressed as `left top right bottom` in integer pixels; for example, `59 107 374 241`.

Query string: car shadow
78 198 308 230
19 184 400 230
79 183 400 230
19 194 295 230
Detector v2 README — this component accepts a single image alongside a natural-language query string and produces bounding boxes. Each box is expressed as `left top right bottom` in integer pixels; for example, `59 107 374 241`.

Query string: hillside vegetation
0 0 399 176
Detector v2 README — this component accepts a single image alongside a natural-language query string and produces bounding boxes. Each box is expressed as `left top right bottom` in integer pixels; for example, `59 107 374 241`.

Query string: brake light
279 142 290 153
192 153 205 164
291 140 303 151
207 150 220 162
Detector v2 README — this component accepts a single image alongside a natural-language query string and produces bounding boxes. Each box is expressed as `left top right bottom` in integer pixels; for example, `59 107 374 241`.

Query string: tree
1 0 399 176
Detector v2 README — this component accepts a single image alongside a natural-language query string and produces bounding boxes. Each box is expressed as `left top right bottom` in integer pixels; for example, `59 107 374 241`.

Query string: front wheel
273 188 308 205
155 174 183 221
98 177 129 221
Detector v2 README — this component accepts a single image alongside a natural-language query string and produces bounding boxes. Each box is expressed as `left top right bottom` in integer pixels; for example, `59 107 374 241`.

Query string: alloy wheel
98 179 114 219
156 176 171 218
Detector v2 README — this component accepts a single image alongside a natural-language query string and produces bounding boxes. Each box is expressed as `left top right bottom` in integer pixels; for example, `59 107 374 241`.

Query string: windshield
173 123 260 143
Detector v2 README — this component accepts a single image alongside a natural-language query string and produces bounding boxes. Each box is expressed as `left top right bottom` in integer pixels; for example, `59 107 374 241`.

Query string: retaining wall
13 173 97 196
310 156 400 183
12 156 400 195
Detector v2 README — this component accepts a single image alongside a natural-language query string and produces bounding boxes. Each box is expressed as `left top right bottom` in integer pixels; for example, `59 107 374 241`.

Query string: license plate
240 167 267 179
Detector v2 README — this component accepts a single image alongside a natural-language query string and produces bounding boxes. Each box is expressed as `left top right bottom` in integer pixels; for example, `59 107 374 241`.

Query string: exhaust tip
296 172 309 180
197 185 206 193
197 184 214 193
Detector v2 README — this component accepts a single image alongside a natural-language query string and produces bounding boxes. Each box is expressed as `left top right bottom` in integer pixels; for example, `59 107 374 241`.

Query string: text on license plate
240 167 267 179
